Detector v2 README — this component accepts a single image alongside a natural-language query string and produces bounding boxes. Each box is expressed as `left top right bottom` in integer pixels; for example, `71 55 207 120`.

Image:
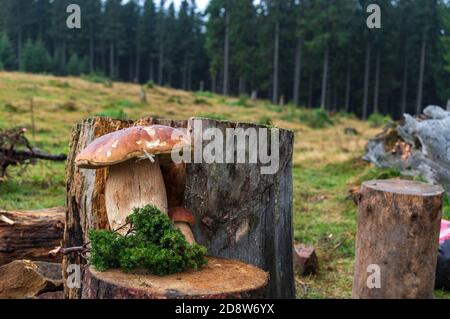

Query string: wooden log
364 105 450 196
0 207 65 266
352 179 444 299
293 244 318 275
82 257 268 299
64 117 294 299
0 260 63 299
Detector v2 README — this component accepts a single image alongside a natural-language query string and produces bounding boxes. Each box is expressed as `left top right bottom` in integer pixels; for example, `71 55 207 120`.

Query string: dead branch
0 127 66 178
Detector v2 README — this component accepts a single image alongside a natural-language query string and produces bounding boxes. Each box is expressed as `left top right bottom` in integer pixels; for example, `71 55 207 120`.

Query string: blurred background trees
1 0 450 119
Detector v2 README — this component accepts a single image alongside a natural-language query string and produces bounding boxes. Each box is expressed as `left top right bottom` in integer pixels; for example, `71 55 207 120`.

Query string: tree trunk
82 257 268 299
128 56 133 82
345 64 351 113
0 207 65 266
158 38 164 85
135 42 141 83
416 29 427 115
63 117 295 299
320 44 329 109
211 72 217 93
182 54 188 90
238 76 246 96
62 41 67 68
223 10 230 96
188 62 192 91
272 20 280 105
89 28 95 73
293 38 303 106
401 57 408 116
308 72 313 108
109 41 114 78
149 55 154 82
373 51 381 114
353 179 443 299
362 41 371 119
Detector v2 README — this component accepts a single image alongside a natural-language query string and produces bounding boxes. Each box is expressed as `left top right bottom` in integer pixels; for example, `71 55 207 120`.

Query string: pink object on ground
440 219 450 244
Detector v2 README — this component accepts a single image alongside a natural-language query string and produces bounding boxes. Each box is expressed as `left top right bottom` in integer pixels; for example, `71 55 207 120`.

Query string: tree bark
82 257 268 299
353 179 443 299
373 51 381 114
293 38 303 106
238 76 246 96
223 9 230 96
401 52 408 116
149 55 154 82
135 42 141 83
416 28 427 115
308 72 313 108
158 38 164 85
211 72 217 93
345 64 351 113
63 117 295 299
186 119 295 298
89 28 95 74
272 20 280 105
320 44 329 109
0 207 65 266
109 41 114 78
362 41 371 119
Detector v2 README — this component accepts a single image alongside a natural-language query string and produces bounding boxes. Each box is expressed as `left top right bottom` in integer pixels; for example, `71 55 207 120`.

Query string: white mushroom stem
105 158 168 233
174 222 195 244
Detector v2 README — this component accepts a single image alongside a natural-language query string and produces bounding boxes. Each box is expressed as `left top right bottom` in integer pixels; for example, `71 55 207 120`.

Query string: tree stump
82 257 268 299
352 179 444 299
63 117 294 299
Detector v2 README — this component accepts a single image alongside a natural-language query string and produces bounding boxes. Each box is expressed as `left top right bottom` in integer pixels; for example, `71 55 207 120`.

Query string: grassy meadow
0 71 448 298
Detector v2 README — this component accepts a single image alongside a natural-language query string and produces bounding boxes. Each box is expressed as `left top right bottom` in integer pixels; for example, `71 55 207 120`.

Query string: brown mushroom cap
168 207 195 226
75 125 191 168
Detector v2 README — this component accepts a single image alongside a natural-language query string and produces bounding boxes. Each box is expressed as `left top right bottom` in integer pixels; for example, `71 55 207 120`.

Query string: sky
169 0 210 12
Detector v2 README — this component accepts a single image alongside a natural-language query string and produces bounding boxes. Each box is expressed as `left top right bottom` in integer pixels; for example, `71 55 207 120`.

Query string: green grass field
0 71 448 298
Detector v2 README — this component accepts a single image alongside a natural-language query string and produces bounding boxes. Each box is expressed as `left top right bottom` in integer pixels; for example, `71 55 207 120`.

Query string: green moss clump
89 205 207 275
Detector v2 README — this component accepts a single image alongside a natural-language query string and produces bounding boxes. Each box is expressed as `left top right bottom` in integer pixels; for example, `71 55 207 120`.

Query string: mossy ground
0 71 448 298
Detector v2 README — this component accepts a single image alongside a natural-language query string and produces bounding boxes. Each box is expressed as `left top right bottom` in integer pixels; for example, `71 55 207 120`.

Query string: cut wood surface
64 117 295 299
0 207 65 266
0 260 63 299
352 179 444 299
82 257 268 299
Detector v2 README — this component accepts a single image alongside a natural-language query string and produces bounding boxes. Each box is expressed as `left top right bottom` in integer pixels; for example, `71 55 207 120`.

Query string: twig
0 214 15 225
49 222 133 257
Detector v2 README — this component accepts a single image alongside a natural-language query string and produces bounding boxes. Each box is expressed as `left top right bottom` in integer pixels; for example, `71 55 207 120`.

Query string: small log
82 257 268 299
0 260 63 299
0 207 65 266
352 179 444 299
293 244 318 275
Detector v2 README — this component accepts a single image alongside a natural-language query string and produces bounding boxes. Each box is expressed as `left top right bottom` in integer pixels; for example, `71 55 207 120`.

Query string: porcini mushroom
168 207 196 244
75 125 190 232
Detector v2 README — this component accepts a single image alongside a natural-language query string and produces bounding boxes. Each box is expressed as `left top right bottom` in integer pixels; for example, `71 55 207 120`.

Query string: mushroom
75 125 190 233
168 207 196 244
